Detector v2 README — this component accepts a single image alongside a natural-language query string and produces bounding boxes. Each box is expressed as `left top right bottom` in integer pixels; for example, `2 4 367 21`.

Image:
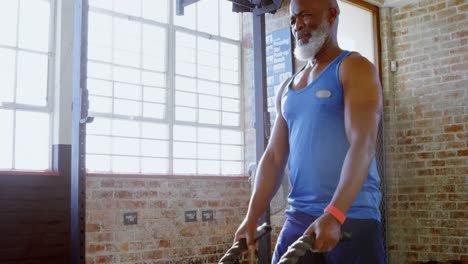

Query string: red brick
444 124 464 132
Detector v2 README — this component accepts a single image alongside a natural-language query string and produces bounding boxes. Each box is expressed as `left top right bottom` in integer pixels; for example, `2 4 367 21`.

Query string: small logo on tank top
315 90 332 98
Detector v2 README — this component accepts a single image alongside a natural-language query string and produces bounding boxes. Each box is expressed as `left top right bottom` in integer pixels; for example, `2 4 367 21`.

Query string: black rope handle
277 231 352 264
218 223 272 264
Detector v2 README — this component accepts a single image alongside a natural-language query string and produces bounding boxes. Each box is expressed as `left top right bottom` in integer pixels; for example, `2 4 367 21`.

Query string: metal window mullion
46 0 57 171
167 0 175 175
138 10 144 174
194 2 199 176
0 45 51 56
237 41 245 174
11 0 21 169
109 2 116 171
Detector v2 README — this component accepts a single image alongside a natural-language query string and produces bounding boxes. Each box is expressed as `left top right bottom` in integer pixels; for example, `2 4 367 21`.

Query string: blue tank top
281 51 382 221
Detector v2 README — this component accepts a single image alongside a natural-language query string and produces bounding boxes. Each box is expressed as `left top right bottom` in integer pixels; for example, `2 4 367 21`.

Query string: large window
0 0 54 171
86 0 243 176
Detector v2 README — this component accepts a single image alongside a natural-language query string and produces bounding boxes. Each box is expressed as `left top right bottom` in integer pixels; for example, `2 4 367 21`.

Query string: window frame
0 0 57 173
85 0 245 177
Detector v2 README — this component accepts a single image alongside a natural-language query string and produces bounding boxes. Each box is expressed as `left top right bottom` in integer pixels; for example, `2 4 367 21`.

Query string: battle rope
277 231 352 264
218 223 272 264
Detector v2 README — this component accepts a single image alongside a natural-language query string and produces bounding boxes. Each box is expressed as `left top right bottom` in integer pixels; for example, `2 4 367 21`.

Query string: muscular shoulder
339 52 379 90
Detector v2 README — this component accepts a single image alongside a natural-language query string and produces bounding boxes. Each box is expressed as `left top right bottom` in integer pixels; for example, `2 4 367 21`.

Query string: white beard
294 20 329 61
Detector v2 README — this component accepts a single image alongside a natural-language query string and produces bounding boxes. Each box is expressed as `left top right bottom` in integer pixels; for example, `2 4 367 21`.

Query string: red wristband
324 205 346 224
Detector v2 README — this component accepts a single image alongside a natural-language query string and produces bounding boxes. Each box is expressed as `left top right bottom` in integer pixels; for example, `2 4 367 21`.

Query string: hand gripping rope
218 223 272 264
277 232 352 264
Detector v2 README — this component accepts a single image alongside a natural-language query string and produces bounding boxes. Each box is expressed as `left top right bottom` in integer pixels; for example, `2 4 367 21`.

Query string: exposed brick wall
85 177 250 263
384 0 467 263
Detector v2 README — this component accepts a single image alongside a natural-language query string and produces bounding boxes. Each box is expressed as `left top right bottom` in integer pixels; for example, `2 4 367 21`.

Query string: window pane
198 144 220 159
88 61 112 80
221 161 242 175
15 111 49 170
222 130 242 144
220 69 239 84
143 103 165 119
198 65 219 81
141 139 168 157
114 49 140 68
113 66 140 84
222 112 239 126
113 119 140 137
142 122 168 140
173 159 196 174
18 0 50 52
16 52 48 106
175 76 196 92
142 25 166 72
88 78 112 96
173 125 196 141
0 48 15 102
221 145 242 160
174 142 196 158
199 95 220 110
142 157 168 174
114 18 141 52
143 87 166 103
112 156 139 173
114 99 141 117
220 1 240 40
220 83 240 98
222 98 240 112
87 117 111 135
197 0 218 35
87 135 111 154
0 110 13 169
142 0 168 23
87 154 111 172
142 71 165 87
198 127 219 143
89 96 112 114
198 160 220 175
174 2 195 30
88 41 112 62
198 50 218 67
89 0 112 9
114 82 141 100
114 0 141 17
112 137 139 156
175 106 196 122
142 25 166 58
199 109 219 125
0 1 18 46
197 80 219 96
176 91 196 107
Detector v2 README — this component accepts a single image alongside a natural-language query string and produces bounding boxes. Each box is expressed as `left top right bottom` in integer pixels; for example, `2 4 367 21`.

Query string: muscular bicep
263 80 290 165
341 55 382 147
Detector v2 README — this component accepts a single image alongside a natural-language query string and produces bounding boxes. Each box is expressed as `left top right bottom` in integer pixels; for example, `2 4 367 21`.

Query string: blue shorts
272 209 386 264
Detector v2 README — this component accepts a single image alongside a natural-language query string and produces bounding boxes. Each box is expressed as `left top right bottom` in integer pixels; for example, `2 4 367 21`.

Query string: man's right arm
234 80 290 248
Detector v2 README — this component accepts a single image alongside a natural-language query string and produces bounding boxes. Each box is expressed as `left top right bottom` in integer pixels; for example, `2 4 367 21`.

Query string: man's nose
293 17 305 33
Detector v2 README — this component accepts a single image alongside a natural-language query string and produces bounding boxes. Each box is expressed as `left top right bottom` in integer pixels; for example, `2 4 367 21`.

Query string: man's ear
328 7 338 24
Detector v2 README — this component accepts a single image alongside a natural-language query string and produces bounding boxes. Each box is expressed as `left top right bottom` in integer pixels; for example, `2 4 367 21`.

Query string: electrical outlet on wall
124 212 138 225
202 210 214 221
184 210 197 222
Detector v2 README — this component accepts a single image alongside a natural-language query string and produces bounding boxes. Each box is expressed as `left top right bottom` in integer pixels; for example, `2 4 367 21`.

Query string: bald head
290 0 340 17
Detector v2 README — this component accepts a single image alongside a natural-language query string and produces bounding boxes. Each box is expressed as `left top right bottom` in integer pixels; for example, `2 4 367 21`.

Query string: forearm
246 152 286 222
330 142 376 213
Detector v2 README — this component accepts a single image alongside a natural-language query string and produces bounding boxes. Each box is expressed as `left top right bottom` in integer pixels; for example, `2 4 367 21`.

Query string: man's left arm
330 53 383 216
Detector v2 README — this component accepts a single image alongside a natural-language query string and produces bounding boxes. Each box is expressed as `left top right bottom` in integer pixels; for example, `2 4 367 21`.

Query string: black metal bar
71 0 88 263
175 0 200 15
253 11 271 264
